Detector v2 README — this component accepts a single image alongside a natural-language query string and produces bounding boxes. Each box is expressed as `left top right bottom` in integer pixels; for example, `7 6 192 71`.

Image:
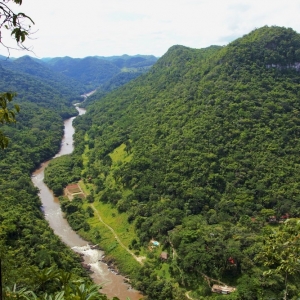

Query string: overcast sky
1 0 300 58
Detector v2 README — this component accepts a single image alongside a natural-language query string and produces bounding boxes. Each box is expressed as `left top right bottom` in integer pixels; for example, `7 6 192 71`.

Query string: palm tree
4 284 36 300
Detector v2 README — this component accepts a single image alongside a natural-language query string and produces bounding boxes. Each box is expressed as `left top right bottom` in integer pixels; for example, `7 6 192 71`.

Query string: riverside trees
64 26 300 298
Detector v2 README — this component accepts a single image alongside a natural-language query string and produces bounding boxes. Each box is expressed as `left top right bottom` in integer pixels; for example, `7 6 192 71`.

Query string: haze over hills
0 54 158 93
1 25 300 299
44 55 158 90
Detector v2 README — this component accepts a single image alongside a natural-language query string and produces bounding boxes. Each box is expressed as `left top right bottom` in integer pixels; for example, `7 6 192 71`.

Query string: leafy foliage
0 0 34 50
4 267 108 299
0 91 19 148
0 56 88 298
68 26 300 298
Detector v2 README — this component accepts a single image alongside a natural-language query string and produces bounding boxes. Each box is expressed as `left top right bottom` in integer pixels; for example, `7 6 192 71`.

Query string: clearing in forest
65 183 85 200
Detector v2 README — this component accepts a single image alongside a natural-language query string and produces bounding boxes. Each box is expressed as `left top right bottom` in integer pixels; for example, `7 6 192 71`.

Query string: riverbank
32 107 143 300
74 181 145 280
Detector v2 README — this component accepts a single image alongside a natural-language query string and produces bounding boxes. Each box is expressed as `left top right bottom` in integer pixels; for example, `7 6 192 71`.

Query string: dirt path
91 204 145 265
185 291 195 300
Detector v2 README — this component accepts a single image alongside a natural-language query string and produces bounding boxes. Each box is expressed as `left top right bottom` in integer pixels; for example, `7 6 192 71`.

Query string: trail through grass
91 204 145 265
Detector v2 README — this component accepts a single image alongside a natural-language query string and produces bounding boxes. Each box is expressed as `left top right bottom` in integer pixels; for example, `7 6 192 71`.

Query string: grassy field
109 143 133 164
78 196 143 276
77 140 144 277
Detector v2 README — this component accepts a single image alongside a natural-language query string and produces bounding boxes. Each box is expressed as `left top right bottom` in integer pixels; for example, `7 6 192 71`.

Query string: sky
1 0 300 59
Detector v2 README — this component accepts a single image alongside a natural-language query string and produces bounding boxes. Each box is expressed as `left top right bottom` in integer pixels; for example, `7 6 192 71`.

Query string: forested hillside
0 65 79 118
0 51 158 299
62 26 300 299
1 55 88 98
0 61 108 297
96 54 157 68
46 55 158 90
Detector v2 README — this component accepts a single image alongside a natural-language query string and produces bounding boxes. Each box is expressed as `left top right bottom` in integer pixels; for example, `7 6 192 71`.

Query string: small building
212 284 236 294
268 216 277 223
228 257 236 265
160 252 168 260
151 240 160 246
279 213 289 223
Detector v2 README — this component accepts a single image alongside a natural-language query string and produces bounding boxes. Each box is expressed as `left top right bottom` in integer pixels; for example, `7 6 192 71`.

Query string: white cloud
1 0 300 58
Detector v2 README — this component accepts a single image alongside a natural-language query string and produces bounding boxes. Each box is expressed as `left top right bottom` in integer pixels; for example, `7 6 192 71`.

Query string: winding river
31 107 143 300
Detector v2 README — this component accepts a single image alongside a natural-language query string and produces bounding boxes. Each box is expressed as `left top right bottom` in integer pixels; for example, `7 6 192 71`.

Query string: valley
1 26 300 300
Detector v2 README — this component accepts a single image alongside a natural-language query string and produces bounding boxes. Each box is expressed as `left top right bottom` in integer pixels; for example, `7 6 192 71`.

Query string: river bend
31 107 142 300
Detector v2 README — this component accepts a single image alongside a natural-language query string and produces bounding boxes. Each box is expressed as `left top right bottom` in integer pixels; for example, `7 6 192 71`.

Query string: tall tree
255 219 300 299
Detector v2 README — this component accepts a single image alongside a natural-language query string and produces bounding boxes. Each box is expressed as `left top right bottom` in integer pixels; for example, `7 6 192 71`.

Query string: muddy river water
31 107 143 300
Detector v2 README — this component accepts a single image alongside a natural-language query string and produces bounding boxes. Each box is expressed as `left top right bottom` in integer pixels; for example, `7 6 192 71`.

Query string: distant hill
0 55 87 100
0 54 158 94
45 55 158 90
96 54 158 68
45 56 120 90
71 26 300 298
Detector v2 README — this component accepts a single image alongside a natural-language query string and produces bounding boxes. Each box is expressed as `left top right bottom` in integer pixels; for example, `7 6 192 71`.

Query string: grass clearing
78 180 93 195
77 142 144 276
92 201 136 249
79 202 142 276
109 143 133 164
79 178 144 277
157 263 171 280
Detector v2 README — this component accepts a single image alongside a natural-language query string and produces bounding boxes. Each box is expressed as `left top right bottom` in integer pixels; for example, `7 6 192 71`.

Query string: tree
0 0 34 148
255 219 300 299
0 0 34 50
0 92 19 148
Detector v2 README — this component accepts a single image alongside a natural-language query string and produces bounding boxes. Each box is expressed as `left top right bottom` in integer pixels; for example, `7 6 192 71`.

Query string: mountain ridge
66 26 300 299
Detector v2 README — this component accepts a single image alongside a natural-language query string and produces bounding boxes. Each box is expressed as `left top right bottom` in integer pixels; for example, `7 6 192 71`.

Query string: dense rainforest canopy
0 49 157 299
59 26 300 299
2 24 300 299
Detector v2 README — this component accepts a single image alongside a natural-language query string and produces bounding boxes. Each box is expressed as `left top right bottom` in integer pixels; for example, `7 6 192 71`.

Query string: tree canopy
0 0 35 148
0 91 19 148
51 26 300 298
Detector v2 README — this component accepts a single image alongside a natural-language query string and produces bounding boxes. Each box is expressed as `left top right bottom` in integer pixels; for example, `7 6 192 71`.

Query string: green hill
1 55 87 97
46 56 121 90
45 55 158 92
0 55 91 295
0 66 78 118
68 26 300 299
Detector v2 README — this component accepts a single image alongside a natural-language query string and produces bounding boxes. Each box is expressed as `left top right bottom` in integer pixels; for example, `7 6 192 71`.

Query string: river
31 107 143 300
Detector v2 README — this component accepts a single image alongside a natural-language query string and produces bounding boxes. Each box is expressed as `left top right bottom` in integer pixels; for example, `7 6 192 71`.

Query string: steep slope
70 26 300 298
82 71 147 107
79 27 300 222
0 66 78 118
0 68 88 291
0 56 86 100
